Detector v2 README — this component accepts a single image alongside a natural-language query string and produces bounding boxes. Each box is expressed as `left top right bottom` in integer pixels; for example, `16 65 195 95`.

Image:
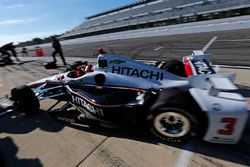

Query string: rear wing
183 50 215 76
183 36 218 76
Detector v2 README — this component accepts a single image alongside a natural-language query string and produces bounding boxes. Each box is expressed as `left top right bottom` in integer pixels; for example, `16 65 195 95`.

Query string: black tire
147 89 205 143
161 60 186 77
11 85 40 115
44 61 57 69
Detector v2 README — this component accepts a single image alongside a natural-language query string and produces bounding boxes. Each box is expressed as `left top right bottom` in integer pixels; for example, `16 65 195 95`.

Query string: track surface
0 56 250 167
20 29 250 66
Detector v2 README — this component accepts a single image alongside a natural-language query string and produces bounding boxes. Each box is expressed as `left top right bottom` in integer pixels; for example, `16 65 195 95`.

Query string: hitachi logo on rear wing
112 66 164 80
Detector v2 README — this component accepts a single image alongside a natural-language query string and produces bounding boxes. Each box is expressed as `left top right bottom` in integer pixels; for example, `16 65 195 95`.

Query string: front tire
147 89 201 143
11 85 40 115
148 107 197 142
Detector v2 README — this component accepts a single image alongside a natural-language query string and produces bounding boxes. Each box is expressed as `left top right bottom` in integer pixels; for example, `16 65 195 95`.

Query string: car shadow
0 137 42 167
0 63 16 67
17 60 37 65
67 115 250 166
0 110 64 134
1 109 250 166
0 110 64 166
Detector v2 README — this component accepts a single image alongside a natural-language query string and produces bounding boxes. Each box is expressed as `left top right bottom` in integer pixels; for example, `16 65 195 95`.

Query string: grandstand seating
61 0 250 39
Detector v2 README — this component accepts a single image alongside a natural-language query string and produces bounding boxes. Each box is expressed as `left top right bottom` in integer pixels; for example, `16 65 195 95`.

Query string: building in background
61 0 250 40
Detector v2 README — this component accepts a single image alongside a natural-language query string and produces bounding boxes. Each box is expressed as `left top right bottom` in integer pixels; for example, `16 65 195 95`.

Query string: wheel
147 89 204 143
160 60 186 77
148 108 197 142
11 85 40 115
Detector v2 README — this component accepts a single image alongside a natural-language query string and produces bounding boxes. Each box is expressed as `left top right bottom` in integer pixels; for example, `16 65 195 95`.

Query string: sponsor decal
109 59 126 64
112 66 164 80
72 95 104 116
192 60 214 74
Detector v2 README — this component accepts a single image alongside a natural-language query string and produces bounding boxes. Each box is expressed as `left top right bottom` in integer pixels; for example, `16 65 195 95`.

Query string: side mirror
94 73 106 87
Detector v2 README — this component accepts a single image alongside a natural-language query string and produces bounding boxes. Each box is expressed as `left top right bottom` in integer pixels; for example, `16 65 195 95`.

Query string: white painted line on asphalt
175 142 195 167
215 64 250 69
217 39 250 42
202 36 217 52
154 47 162 51
235 20 249 24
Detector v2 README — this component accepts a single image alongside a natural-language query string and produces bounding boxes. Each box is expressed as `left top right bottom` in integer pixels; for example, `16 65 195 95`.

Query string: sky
0 0 138 45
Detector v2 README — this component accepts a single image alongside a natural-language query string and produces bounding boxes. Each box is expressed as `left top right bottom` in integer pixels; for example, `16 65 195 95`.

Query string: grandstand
61 0 250 40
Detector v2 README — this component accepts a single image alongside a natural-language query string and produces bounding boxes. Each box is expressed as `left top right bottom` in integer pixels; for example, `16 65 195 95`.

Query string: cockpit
67 64 94 78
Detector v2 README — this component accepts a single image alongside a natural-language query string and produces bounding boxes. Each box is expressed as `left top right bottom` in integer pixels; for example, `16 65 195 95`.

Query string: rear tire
11 85 40 115
160 60 186 77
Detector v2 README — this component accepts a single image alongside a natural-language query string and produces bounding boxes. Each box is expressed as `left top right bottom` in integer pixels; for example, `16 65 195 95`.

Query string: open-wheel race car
0 45 14 66
0 49 248 144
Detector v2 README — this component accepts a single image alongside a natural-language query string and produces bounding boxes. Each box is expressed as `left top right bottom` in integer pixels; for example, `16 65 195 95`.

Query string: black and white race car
0 49 248 144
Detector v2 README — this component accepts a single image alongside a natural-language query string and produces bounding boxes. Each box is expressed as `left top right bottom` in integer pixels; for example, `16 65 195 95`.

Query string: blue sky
0 0 137 45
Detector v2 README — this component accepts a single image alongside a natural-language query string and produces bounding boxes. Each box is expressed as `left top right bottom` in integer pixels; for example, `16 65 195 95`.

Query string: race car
0 43 16 66
0 50 13 66
0 49 248 144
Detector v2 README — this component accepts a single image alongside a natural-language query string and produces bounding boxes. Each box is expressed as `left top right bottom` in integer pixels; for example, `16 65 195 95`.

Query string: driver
68 64 94 78
76 64 94 76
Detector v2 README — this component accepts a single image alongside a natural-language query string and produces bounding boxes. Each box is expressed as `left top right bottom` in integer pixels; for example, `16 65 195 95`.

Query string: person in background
51 36 67 65
0 42 20 61
21 47 28 57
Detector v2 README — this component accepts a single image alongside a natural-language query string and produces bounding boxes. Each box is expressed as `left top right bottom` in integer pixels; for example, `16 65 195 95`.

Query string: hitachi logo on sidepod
72 95 104 116
112 66 164 80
